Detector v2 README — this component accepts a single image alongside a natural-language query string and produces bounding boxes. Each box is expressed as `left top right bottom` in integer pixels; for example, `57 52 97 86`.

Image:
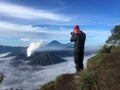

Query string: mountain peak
46 40 62 47
50 40 61 44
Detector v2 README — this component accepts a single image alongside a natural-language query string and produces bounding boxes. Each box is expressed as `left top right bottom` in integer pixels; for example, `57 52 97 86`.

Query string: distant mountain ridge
0 45 26 54
0 40 96 66
45 40 73 50
46 40 63 47
0 41 73 66
0 40 73 54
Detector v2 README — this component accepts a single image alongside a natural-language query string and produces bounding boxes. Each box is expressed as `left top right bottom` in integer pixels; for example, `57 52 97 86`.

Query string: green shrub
110 46 120 52
98 45 112 53
76 70 97 90
98 45 120 54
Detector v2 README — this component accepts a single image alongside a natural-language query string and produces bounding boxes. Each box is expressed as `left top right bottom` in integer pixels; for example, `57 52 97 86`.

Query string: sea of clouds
0 53 94 90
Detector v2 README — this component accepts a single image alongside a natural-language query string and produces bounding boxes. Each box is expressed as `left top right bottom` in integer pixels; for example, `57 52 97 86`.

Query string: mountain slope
11 51 66 66
39 25 120 90
28 52 66 66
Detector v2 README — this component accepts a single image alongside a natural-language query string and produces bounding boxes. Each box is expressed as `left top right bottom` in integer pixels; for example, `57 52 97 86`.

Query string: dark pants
74 48 84 72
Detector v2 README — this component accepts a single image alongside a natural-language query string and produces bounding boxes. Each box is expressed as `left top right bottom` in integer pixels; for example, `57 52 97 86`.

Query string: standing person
70 25 86 72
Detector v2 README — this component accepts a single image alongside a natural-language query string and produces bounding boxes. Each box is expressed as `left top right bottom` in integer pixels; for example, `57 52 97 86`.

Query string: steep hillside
39 26 120 90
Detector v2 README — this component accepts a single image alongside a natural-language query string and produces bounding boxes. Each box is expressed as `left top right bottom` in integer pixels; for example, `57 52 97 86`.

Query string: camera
71 32 75 35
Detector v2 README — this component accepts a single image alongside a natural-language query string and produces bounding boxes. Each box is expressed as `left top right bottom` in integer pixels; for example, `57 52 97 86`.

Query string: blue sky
0 0 119 47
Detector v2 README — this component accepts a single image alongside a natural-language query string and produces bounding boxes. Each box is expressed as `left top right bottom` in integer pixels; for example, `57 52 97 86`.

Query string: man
70 25 86 72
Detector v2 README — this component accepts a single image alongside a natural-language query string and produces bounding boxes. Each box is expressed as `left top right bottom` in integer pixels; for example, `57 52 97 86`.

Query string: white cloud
20 38 48 45
0 21 70 34
0 54 93 90
1 21 71 33
0 21 38 32
0 21 71 45
0 21 110 46
0 2 70 22
20 38 32 42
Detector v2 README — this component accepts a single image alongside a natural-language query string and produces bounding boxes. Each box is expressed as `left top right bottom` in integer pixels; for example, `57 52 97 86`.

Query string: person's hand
71 32 74 35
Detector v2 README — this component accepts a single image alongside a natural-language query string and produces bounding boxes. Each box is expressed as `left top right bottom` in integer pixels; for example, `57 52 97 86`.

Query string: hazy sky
0 0 119 46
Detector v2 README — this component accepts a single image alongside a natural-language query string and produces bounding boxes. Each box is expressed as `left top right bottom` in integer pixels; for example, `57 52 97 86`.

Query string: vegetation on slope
106 25 120 44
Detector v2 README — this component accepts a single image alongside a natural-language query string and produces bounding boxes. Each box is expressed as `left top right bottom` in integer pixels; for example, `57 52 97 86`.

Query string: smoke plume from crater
27 40 43 57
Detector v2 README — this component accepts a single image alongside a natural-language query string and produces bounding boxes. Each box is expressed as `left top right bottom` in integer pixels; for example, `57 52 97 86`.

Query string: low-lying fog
0 52 95 90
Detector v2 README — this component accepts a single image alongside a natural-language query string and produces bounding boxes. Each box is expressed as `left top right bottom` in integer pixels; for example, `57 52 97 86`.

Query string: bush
110 46 120 52
76 70 97 90
98 45 112 53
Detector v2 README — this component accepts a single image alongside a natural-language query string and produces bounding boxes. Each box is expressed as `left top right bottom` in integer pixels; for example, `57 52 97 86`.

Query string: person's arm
70 33 76 42
81 32 86 46
83 33 86 41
